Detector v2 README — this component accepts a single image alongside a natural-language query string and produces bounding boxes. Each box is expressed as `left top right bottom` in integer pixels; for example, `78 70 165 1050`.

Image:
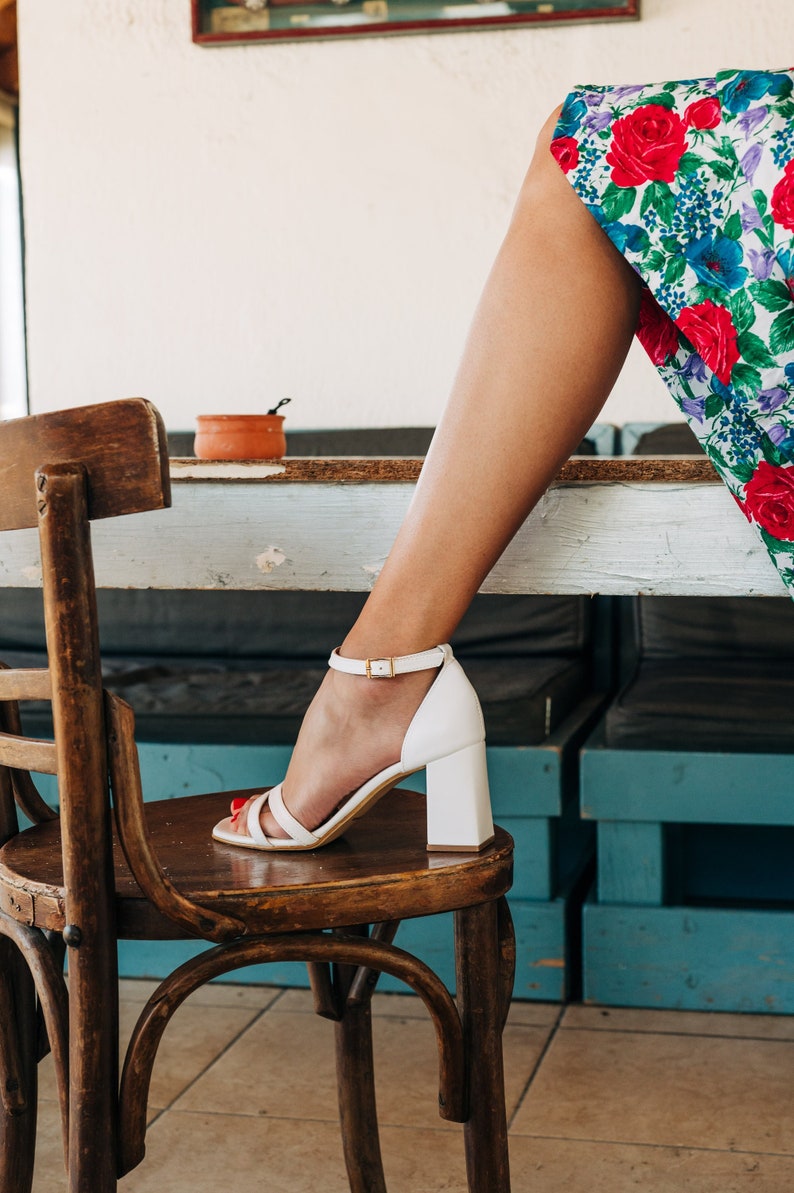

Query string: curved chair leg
335 994 387 1191
0 939 38 1193
455 901 511 1193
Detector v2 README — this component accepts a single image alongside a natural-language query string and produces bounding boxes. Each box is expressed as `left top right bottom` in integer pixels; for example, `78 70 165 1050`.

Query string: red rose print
550 135 579 175
742 461 794 541
635 288 680 366
676 300 740 385
606 104 688 187
771 160 794 233
684 97 721 129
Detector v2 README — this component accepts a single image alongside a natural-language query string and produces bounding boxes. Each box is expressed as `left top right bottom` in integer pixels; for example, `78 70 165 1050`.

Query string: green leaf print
677 151 706 176
761 436 790 467
737 330 777 368
691 282 730 307
723 211 743 241
777 98 794 119
760 527 789 554
641 181 676 225
704 444 736 482
728 460 758 485
644 249 666 272
730 289 756 334
730 362 763 396
715 135 737 161
710 158 737 182
642 92 677 109
752 189 768 216
770 308 794 355
601 182 637 222
749 280 792 313
664 254 686 285
704 393 727 420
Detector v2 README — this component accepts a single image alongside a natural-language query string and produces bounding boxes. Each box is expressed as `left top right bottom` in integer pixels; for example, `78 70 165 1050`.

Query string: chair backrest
0 398 170 532
0 398 170 953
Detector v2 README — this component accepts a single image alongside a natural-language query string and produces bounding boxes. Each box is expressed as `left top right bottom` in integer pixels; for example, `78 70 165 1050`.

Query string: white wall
0 101 25 419
16 0 794 430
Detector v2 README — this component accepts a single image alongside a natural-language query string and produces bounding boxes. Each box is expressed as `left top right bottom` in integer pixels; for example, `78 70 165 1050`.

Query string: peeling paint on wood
255 547 286 573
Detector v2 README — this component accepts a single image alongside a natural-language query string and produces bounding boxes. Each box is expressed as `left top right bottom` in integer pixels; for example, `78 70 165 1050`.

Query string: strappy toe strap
267 785 320 847
244 790 274 846
245 785 320 848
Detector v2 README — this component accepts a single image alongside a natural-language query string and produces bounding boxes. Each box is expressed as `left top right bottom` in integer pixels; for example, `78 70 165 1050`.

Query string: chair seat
605 658 794 752
0 790 513 939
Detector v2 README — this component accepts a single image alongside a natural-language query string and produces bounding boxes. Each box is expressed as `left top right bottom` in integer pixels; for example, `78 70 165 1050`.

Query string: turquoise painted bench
581 422 794 1013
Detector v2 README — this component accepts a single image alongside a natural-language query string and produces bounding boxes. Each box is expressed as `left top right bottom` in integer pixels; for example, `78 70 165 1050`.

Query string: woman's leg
233 106 642 838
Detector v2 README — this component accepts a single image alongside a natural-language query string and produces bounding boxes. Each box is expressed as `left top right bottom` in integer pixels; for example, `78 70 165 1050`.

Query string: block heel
426 740 494 852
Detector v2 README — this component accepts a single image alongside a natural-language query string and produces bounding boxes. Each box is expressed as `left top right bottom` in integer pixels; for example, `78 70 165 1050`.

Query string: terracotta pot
194 414 287 460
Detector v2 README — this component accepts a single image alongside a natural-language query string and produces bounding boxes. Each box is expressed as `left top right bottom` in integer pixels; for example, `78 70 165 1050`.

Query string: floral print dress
552 68 794 594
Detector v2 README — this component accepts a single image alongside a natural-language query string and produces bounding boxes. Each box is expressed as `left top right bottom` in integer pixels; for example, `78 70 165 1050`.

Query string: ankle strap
328 644 448 679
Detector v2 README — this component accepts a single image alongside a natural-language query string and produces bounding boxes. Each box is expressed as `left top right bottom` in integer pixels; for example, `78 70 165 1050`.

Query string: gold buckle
365 656 396 679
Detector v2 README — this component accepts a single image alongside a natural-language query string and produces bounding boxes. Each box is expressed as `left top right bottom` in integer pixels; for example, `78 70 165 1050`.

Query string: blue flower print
737 106 768 138
740 202 764 232
556 94 587 139
758 387 789 414
722 70 793 113
685 233 749 291
740 143 763 184
584 109 613 134
603 221 650 254
749 247 777 280
681 395 706 422
678 355 708 384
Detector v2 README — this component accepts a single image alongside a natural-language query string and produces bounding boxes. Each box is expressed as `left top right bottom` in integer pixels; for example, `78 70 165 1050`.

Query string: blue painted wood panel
584 893 794 1013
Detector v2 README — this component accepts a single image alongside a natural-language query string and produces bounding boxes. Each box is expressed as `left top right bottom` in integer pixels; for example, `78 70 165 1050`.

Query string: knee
512 103 567 213
537 103 565 153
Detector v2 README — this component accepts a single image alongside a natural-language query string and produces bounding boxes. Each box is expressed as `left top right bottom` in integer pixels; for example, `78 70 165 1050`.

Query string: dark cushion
167 428 598 459
635 596 794 660
0 589 590 660
5 649 588 747
605 657 794 752
631 423 703 456
0 589 592 746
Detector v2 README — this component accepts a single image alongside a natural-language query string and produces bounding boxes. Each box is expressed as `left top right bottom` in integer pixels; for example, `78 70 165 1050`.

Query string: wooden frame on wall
192 0 639 47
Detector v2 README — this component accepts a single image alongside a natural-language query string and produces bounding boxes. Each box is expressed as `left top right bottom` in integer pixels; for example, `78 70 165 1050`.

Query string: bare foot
228 665 436 840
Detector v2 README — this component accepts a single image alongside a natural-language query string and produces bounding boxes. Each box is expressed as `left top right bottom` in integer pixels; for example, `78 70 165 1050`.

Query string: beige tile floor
31 980 794 1192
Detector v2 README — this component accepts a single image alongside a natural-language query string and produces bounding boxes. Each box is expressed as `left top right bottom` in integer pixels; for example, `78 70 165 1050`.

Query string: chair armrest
104 692 245 942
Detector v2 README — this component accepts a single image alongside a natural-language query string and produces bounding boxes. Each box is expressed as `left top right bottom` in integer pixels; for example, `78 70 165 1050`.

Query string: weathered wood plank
0 464 786 596
0 670 51 701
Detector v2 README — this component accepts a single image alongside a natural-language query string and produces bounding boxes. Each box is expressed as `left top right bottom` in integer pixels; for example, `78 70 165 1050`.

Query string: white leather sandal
211 643 495 853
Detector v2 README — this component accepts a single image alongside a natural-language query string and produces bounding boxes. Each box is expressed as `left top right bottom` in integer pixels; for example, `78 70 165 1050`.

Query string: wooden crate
580 722 794 1012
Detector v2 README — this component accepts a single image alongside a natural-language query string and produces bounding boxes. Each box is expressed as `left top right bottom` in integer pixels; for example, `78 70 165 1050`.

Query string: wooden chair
0 399 515 1193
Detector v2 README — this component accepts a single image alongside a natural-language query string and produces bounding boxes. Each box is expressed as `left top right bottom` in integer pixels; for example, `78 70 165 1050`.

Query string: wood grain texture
0 734 57 775
0 398 170 531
